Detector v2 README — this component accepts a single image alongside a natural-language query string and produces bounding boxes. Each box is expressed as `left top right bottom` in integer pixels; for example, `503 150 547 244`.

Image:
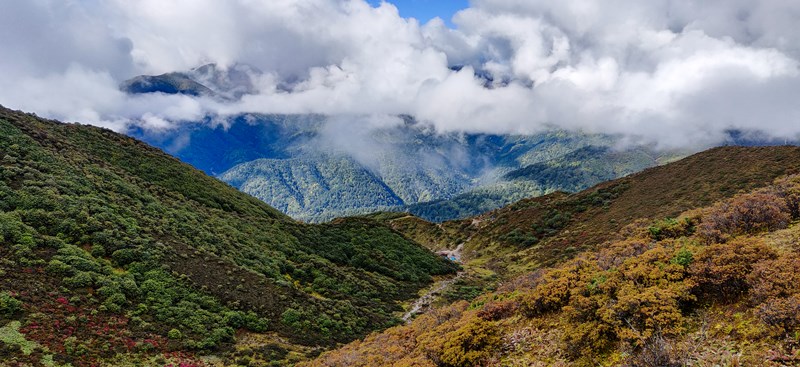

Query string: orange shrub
421 317 501 367
561 319 615 358
607 285 688 342
689 238 777 302
520 258 597 317
747 255 800 333
772 174 800 219
601 245 694 343
648 217 697 241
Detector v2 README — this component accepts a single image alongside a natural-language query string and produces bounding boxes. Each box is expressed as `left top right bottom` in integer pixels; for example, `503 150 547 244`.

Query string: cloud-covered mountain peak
121 62 263 100
188 63 263 99
2 0 800 148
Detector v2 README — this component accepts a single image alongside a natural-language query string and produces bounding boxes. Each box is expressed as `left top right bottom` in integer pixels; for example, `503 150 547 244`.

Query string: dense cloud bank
1 0 799 148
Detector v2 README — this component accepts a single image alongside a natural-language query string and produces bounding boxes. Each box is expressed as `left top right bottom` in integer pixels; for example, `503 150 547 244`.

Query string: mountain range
127 114 681 223
124 66 800 224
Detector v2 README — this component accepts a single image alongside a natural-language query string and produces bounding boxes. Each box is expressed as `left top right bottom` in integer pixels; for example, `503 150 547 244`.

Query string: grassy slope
383 146 800 275
0 106 457 366
468 146 800 273
363 146 800 345
306 168 800 367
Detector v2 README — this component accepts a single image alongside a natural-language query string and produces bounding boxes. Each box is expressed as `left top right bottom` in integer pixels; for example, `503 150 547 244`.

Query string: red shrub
698 191 790 243
755 295 800 332
772 175 800 219
477 300 519 321
748 255 800 303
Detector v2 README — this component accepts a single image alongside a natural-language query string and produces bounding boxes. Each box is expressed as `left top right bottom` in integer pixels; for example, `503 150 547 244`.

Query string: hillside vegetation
0 107 457 366
378 146 800 277
306 174 800 366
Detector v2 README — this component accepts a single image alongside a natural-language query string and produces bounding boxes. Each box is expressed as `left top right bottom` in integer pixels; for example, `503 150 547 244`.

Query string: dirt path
403 243 466 322
402 271 465 322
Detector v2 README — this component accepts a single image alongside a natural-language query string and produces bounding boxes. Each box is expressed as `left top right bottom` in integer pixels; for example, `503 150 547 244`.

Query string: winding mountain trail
403 271 465 322
402 243 465 322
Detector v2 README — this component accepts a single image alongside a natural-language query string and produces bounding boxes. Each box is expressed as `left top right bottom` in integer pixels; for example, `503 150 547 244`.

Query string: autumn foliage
307 175 800 366
699 176 800 243
689 238 777 302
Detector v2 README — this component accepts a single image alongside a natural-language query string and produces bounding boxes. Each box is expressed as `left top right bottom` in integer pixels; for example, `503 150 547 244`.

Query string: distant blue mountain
121 65 693 222
120 72 215 97
129 114 321 176
120 63 262 100
723 129 800 147
129 113 679 222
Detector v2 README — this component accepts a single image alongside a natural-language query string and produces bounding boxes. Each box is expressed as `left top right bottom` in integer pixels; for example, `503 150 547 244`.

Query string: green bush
168 328 183 340
224 311 245 328
281 308 302 325
90 244 106 257
0 291 22 316
649 217 696 240
63 271 95 288
671 248 694 267
102 292 126 313
111 249 138 266
45 259 73 275
244 313 269 333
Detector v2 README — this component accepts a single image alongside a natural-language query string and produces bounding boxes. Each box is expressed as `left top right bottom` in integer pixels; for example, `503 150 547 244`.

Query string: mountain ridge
0 106 457 366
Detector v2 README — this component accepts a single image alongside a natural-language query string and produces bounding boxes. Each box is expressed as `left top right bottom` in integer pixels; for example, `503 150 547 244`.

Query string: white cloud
0 0 799 148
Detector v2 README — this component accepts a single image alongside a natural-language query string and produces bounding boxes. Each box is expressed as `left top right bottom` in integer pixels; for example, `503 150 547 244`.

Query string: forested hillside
132 114 676 222
0 106 457 366
219 155 404 220
403 145 678 222
307 165 800 366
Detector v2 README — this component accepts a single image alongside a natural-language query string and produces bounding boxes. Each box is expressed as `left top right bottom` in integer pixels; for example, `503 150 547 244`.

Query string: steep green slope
219 155 404 221
403 180 547 224
0 106 457 366
501 145 674 190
